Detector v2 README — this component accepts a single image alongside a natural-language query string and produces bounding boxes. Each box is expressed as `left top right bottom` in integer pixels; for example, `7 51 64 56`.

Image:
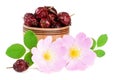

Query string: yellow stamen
69 47 81 59
43 51 51 61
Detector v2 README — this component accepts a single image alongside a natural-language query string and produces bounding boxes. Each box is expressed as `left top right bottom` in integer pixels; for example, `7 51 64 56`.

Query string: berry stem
6 67 13 69
6 66 37 69
71 13 75 17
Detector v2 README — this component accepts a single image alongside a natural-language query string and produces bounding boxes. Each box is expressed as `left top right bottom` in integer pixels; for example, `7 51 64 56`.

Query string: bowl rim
23 25 69 31
23 25 69 35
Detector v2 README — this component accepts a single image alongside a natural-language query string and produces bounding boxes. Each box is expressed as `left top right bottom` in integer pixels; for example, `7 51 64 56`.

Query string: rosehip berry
24 13 34 20
13 59 29 72
24 13 38 27
58 12 71 26
35 7 48 19
40 18 51 28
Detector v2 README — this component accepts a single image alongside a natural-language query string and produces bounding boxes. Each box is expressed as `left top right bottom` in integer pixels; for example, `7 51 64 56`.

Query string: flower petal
82 37 92 48
43 36 52 49
63 35 74 48
37 62 52 73
76 32 92 48
44 36 52 45
37 39 44 50
31 47 38 54
52 38 64 48
66 60 88 70
81 50 96 66
53 58 66 72
76 32 86 42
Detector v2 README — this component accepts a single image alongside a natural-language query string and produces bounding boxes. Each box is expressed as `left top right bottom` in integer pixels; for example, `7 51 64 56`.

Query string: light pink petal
31 47 44 56
52 44 67 57
52 38 64 48
76 32 86 42
75 32 86 47
76 32 92 49
44 36 52 45
37 62 52 73
81 37 92 48
75 62 88 70
31 47 38 54
33 56 54 73
53 58 66 72
43 36 52 49
32 54 41 65
63 35 74 48
81 50 96 66
65 49 95 71
46 46 67 72
37 39 44 50
39 57 65 73
51 37 67 57
66 60 88 71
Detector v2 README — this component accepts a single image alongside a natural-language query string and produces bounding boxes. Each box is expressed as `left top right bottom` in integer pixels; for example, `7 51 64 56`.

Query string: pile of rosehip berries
24 6 71 28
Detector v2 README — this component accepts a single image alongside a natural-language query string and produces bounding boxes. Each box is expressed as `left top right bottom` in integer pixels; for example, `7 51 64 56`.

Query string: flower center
69 47 81 59
43 51 51 61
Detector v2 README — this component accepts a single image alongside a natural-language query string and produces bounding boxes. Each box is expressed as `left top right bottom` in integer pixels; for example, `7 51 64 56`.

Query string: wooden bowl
23 25 69 41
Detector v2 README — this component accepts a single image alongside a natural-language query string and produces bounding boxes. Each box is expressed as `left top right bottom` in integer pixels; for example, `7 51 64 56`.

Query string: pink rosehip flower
62 33 96 70
31 36 66 73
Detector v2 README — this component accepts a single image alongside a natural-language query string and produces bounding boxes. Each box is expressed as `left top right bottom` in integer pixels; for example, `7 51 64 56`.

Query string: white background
0 0 120 80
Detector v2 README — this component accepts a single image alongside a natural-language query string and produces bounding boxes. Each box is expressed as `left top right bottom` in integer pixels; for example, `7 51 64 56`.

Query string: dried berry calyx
13 59 29 72
48 13 57 23
45 6 57 15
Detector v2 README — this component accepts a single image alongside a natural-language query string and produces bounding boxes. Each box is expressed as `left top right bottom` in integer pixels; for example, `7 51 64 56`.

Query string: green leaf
24 52 33 66
24 30 38 49
91 38 96 50
97 34 108 47
6 44 26 59
94 49 105 57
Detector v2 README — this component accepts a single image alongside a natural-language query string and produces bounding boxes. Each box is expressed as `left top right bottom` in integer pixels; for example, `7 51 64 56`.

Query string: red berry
13 59 29 72
35 7 48 19
58 12 71 26
24 13 38 27
24 13 34 20
40 18 51 28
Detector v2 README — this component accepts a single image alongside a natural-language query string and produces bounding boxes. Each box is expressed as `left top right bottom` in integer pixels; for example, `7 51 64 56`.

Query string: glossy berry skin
40 18 51 28
24 13 34 20
24 13 38 27
35 7 48 19
13 59 29 72
57 12 71 26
